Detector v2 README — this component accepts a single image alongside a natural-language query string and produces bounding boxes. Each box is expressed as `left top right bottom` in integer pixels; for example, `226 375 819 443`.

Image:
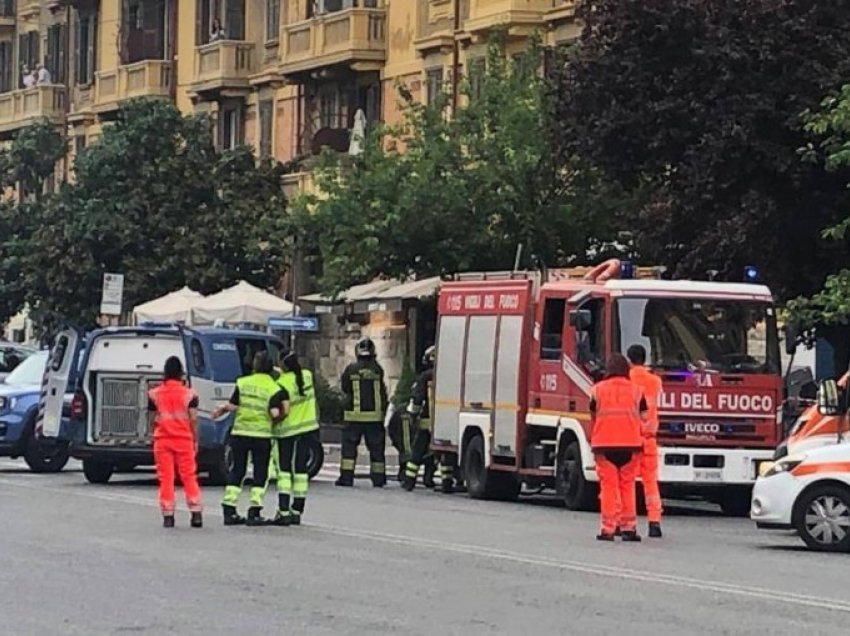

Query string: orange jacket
630 365 662 437
149 380 197 441
590 377 644 450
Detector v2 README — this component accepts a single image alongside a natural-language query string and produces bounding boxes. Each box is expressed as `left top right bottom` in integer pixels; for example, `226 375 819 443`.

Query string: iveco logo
685 422 720 434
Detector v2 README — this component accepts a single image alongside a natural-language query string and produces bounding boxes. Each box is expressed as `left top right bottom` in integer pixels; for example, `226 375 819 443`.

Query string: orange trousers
595 451 640 534
641 437 663 523
154 437 202 515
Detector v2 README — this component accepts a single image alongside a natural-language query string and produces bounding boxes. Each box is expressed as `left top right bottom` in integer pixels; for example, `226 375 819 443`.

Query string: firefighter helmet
355 337 376 359
422 345 436 368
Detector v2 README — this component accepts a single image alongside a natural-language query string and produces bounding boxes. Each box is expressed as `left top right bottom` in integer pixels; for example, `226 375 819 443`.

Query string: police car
38 324 323 485
751 377 850 552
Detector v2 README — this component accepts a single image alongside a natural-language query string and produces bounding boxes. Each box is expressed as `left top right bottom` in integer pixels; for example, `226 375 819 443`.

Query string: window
74 135 87 158
0 1 14 19
318 87 340 128
575 298 606 376
123 0 167 63
18 31 39 87
46 24 67 84
267 340 283 367
235 339 268 376
540 298 566 361
0 41 12 93
258 98 274 158
191 339 206 373
197 0 245 45
469 57 485 101
220 103 244 150
265 0 280 42
76 9 98 85
426 67 443 106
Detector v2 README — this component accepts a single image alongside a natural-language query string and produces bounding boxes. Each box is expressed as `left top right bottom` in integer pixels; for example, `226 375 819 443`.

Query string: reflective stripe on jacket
276 369 319 438
629 365 662 437
343 362 386 423
149 380 196 441
590 377 644 450
233 373 278 439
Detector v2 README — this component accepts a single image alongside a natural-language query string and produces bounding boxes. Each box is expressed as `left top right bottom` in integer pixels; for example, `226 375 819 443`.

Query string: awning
191 280 294 326
299 280 399 315
133 287 204 324
300 277 441 314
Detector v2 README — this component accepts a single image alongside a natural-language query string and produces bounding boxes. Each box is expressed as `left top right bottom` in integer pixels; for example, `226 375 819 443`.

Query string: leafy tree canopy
550 0 850 298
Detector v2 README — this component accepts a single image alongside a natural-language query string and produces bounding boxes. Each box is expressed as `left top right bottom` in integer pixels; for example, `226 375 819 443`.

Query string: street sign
100 273 124 316
268 316 320 332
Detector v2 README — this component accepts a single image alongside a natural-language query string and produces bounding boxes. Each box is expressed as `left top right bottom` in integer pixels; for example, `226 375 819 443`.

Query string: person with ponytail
272 350 320 525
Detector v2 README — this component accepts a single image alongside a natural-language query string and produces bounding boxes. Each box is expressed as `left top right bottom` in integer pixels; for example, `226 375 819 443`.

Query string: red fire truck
431 261 783 516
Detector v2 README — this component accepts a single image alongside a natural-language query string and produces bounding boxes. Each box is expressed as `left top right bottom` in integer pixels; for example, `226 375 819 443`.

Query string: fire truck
431 260 783 516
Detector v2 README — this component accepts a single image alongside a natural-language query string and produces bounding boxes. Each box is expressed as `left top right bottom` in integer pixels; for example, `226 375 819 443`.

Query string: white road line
1 473 849 614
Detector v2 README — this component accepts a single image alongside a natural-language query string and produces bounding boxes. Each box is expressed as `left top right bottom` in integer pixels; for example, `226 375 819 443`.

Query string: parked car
0 350 70 472
0 343 36 383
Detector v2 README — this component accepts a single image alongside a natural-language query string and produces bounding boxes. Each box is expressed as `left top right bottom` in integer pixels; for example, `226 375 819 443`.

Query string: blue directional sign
268 316 320 332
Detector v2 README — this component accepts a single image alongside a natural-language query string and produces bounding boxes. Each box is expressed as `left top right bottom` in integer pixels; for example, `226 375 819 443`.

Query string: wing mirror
784 323 798 356
817 379 844 416
569 309 592 331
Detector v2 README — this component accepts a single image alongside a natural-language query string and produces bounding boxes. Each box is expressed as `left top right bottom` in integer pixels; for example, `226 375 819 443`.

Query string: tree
297 37 602 295
17 99 291 329
550 0 850 298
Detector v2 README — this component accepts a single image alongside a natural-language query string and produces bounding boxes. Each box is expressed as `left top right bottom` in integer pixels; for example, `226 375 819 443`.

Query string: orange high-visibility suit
590 377 646 535
630 365 663 524
148 380 203 516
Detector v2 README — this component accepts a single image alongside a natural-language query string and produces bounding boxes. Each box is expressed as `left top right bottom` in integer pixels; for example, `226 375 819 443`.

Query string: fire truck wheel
556 440 597 512
718 487 753 517
462 434 520 501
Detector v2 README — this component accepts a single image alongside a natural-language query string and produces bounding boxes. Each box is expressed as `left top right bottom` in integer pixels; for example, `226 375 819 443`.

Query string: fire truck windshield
616 297 780 375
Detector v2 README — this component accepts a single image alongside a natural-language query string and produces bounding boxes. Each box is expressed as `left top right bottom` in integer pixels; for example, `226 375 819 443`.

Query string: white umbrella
133 287 203 324
348 108 368 156
191 280 294 326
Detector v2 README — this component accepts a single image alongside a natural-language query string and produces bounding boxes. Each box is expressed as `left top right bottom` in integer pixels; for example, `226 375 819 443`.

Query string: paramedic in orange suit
148 356 203 529
590 354 647 542
627 344 664 539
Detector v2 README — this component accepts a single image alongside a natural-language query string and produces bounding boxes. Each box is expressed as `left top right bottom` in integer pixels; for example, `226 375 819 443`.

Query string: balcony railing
281 7 386 77
93 60 173 113
465 0 552 34
0 85 65 134
191 40 255 94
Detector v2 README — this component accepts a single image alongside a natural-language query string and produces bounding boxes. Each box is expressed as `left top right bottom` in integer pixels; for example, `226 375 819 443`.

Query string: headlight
0 396 6 410
0 396 12 411
764 454 806 478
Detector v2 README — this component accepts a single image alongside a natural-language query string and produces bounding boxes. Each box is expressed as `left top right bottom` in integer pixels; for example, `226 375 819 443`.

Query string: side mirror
817 379 843 416
569 309 592 331
784 323 798 356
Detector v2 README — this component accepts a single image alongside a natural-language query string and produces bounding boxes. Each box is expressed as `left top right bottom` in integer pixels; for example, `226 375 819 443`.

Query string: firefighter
627 344 664 538
402 345 438 491
336 337 389 487
590 353 647 542
272 351 319 526
148 357 203 529
211 352 287 526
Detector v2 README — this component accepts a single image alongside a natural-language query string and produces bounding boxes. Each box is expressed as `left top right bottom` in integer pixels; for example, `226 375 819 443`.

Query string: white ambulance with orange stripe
431 261 783 515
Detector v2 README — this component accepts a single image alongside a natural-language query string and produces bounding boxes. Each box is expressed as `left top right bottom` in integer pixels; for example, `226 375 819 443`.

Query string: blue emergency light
743 265 760 283
620 260 635 279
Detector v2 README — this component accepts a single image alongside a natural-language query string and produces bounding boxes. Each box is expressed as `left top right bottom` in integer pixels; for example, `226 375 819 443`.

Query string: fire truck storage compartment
433 315 466 446
93 373 160 443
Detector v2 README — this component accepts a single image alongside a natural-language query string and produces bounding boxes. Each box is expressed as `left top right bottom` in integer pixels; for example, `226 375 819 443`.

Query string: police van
38 324 323 484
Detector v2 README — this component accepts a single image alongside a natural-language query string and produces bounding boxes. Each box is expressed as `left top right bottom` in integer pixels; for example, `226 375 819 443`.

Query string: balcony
281 6 387 78
93 60 173 114
189 40 255 97
0 85 66 136
0 1 14 28
464 0 553 37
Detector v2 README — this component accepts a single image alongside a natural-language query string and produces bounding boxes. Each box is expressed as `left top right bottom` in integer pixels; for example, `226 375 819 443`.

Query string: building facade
0 0 578 182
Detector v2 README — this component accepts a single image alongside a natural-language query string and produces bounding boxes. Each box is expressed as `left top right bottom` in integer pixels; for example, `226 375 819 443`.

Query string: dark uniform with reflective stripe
337 358 388 487
402 369 437 490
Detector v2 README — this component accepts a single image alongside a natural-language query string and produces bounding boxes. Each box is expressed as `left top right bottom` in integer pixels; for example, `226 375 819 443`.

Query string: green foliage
550 0 850 299
314 371 346 425
298 36 599 295
6 98 292 330
391 356 417 408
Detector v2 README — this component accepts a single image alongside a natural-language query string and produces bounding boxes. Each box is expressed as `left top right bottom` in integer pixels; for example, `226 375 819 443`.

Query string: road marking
2 473 850 614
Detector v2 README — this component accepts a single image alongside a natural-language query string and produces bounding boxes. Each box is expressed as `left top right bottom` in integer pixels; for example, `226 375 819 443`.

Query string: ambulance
431 260 783 515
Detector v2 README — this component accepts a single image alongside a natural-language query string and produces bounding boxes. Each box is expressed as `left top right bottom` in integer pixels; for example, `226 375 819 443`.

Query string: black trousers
224 435 271 509
277 432 312 514
405 428 435 482
340 422 386 485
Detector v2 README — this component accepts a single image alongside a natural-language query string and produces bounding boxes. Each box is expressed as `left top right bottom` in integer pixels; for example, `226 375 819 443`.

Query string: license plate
694 469 723 482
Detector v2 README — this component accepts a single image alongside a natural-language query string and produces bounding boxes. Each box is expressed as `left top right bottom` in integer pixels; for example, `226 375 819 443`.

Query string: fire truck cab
431 263 782 516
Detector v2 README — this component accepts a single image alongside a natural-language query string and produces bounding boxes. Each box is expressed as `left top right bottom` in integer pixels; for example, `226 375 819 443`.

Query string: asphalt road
1 458 850 636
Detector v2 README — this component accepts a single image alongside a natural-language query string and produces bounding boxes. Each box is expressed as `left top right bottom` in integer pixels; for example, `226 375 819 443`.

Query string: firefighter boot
246 507 266 527
335 470 354 487
273 512 293 527
163 515 175 528
648 522 663 539
423 459 437 489
441 478 455 494
190 512 203 529
222 504 246 526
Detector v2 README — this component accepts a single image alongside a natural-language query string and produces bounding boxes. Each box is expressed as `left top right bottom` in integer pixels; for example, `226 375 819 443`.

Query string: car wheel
719 487 753 517
794 484 850 552
306 435 325 480
24 434 70 474
556 440 597 511
207 441 234 487
82 459 114 484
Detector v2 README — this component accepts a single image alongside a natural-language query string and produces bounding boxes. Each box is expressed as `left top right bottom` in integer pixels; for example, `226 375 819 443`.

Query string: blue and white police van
38 323 323 485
